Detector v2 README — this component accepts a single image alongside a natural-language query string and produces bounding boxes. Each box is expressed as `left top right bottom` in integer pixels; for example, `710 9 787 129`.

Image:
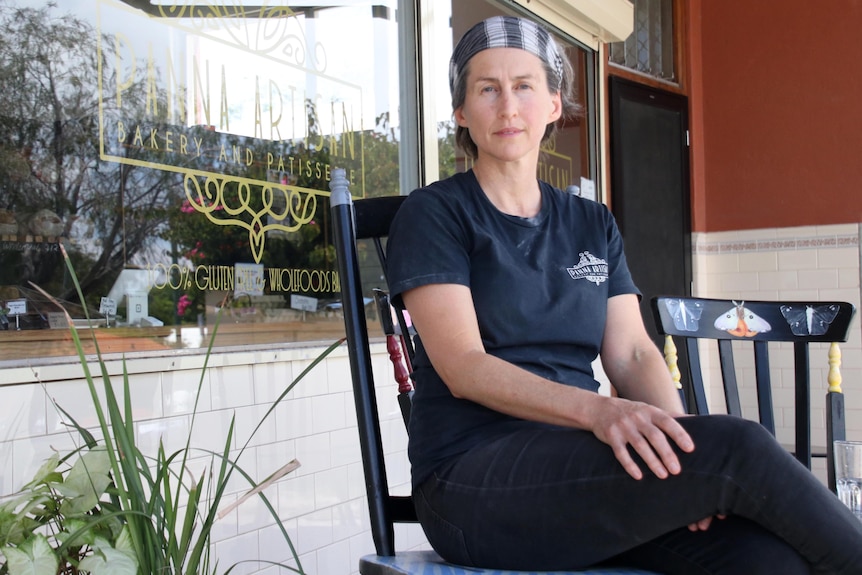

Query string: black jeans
413 415 862 574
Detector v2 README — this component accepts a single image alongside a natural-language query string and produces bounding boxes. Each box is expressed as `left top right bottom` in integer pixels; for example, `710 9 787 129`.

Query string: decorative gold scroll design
129 0 296 21
141 1 326 71
183 171 319 264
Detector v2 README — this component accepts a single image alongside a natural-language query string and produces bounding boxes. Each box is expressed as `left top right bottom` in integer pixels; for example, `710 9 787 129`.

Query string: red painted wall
694 0 862 231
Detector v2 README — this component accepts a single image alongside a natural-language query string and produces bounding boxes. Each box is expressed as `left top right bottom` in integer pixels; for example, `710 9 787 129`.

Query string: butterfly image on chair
714 301 772 337
664 298 705 332
780 304 841 336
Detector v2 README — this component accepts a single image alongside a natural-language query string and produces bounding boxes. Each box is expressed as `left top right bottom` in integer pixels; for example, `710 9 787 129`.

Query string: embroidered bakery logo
566 251 608 285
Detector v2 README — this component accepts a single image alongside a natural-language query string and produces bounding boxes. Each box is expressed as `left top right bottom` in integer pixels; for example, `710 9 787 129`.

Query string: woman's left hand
688 514 727 532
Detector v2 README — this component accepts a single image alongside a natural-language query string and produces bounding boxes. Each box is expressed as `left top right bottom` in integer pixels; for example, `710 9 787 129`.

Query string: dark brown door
608 76 692 349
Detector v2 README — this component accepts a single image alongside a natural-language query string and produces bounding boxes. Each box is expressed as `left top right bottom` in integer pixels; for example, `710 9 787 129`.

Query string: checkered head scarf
449 15 564 98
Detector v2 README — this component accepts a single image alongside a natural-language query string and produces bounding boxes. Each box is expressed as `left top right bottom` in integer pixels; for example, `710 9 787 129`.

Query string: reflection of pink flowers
177 294 192 316
180 197 224 213
186 241 205 260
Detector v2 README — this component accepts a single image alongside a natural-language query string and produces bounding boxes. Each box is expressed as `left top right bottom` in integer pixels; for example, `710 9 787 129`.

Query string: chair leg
825 342 846 494
826 391 846 493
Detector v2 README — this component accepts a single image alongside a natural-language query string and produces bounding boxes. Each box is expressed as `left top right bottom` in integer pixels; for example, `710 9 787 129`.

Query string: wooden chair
651 296 856 491
329 170 660 575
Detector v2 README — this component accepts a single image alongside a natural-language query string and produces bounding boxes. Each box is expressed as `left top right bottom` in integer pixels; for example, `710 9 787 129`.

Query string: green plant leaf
54 403 98 449
77 535 138 575
19 454 60 491
2 533 59 575
55 448 112 516
0 506 18 545
56 517 95 548
114 525 136 555
0 491 54 547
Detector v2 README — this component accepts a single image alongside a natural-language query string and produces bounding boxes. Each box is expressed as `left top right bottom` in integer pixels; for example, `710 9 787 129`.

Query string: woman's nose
497 91 517 117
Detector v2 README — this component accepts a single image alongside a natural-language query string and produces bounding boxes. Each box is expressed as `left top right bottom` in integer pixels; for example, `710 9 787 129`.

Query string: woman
386 15 862 574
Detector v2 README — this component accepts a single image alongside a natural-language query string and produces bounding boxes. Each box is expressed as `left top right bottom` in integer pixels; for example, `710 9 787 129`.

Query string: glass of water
834 440 862 521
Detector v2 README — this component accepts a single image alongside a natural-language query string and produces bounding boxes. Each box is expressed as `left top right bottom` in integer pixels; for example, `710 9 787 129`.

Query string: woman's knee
683 414 777 454
678 414 798 486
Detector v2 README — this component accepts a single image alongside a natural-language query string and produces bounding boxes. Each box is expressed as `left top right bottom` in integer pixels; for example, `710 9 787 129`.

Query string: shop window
0 1 406 360
609 0 675 82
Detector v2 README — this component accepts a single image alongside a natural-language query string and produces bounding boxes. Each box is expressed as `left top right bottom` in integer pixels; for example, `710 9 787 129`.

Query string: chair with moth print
330 169 662 575
651 296 856 491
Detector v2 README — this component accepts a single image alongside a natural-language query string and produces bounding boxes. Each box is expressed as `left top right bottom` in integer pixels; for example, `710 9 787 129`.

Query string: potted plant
0 244 342 574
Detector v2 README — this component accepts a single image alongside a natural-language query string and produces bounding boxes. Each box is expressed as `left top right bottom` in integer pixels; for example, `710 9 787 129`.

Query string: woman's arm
600 293 685 415
402 284 694 480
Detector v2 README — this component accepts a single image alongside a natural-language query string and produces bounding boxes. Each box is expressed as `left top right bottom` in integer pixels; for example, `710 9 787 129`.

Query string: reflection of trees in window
157 102 407 323
363 111 400 197
0 2 408 328
163 130 333 263
437 121 458 180
0 2 178 308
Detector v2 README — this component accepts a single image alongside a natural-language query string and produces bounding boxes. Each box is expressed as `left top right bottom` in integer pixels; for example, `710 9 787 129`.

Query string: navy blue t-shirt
386 170 640 488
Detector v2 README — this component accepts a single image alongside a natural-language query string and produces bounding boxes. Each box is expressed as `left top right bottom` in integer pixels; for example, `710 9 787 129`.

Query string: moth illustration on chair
714 301 772 337
780 304 841 336
664 298 705 332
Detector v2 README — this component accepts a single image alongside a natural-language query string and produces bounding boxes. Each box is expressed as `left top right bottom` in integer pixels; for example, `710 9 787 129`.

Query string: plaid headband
449 15 564 97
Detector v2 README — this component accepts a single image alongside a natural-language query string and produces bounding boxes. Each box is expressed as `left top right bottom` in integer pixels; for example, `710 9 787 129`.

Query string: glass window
608 0 675 82
430 2 596 189
0 0 406 360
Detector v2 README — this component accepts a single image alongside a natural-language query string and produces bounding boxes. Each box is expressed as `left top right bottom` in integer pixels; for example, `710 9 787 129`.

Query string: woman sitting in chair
386 15 862 574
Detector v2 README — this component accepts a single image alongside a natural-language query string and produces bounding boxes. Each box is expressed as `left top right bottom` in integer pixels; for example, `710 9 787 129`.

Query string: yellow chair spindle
827 341 843 394
664 334 682 391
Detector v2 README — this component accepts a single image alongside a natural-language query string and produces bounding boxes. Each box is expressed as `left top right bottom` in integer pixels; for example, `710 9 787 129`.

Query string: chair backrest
330 178 415 557
651 296 855 490
355 196 416 366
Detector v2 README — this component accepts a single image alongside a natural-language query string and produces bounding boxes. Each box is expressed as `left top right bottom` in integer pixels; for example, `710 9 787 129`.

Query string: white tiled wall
692 223 862 479
0 342 428 575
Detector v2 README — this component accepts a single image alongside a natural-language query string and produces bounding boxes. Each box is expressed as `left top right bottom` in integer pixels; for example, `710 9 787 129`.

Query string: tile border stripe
693 233 859 255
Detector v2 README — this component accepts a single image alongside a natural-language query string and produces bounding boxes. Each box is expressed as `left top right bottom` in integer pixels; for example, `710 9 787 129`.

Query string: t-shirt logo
567 251 608 285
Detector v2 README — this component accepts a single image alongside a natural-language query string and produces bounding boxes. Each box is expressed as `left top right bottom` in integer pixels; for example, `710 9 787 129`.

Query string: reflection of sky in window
46 0 400 141
431 4 454 124
187 6 394 140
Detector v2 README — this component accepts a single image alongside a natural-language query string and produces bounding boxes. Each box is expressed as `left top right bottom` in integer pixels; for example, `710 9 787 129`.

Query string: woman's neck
472 159 541 218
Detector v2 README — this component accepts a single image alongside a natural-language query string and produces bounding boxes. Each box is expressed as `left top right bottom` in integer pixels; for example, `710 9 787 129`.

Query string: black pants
414 415 862 574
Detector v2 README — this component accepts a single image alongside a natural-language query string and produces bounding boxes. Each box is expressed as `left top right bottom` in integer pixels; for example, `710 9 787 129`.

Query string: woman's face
454 47 561 166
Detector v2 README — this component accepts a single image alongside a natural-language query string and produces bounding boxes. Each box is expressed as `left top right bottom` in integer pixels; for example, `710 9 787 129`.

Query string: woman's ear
454 107 469 128
548 92 563 123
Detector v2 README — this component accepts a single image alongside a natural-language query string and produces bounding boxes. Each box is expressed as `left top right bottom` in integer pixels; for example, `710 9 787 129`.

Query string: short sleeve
603 207 640 300
386 186 472 308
